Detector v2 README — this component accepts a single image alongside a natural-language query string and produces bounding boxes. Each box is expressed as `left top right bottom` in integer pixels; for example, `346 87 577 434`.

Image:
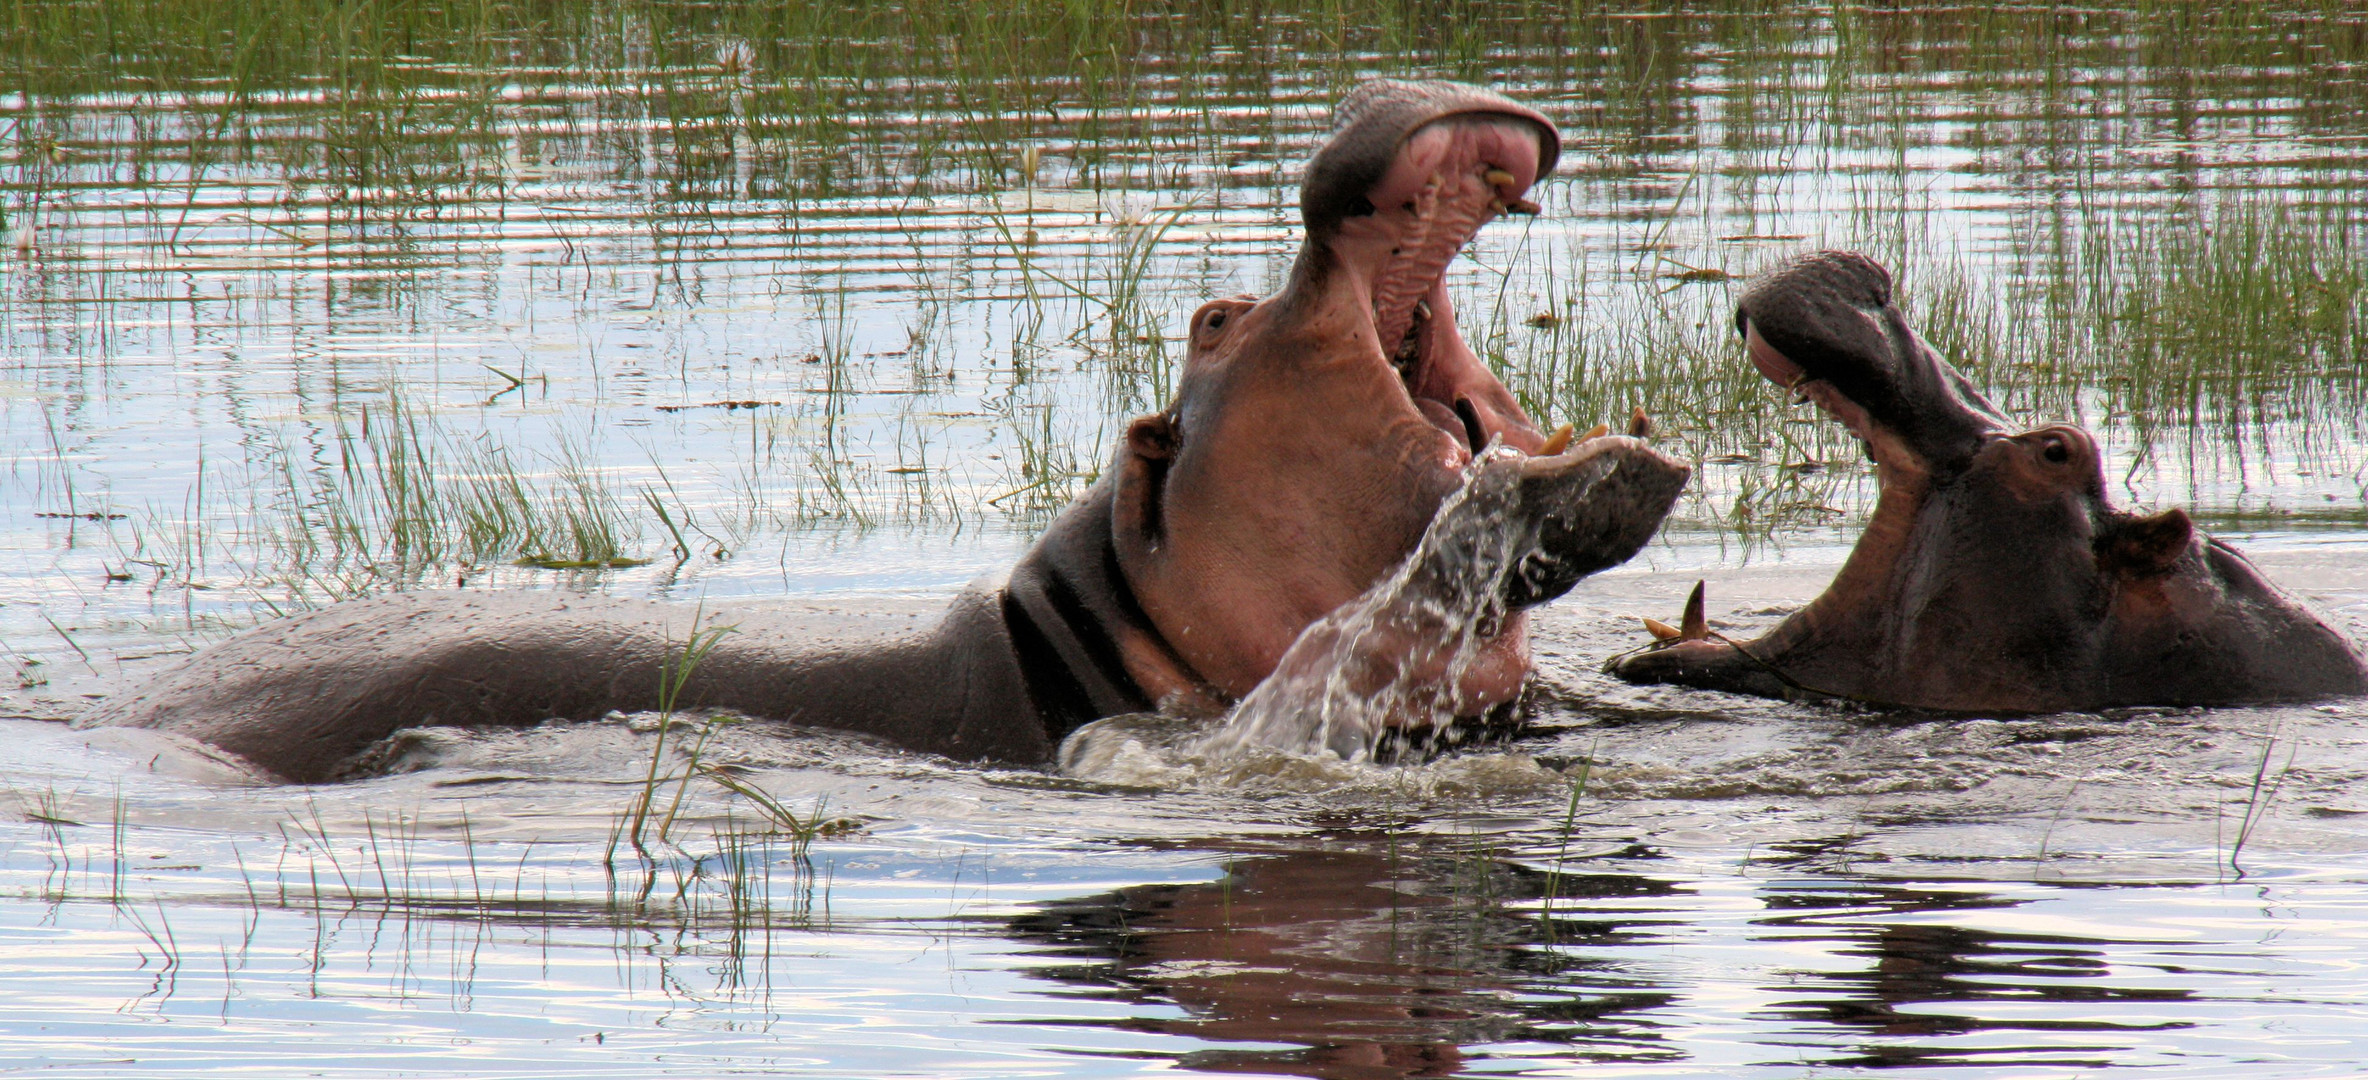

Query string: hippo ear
2094 508 2194 577
1113 413 1176 551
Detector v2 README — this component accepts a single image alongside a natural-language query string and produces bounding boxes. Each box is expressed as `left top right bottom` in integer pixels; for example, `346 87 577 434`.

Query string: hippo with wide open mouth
1612 250 2368 711
79 80 1691 782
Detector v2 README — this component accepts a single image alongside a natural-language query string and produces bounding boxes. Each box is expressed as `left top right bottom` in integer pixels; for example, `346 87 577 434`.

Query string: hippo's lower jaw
1611 251 2368 712
1212 432 1690 757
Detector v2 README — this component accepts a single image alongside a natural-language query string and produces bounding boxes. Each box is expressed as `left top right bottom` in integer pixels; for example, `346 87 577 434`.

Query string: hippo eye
1191 304 1240 346
2041 436 2070 464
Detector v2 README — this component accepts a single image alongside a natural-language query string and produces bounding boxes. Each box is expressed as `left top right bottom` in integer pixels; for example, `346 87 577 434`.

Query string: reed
615 612 737 861
9 0 2368 639
2226 721 2301 878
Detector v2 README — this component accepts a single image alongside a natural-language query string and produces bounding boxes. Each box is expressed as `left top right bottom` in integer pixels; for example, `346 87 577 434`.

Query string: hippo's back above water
76 585 1067 782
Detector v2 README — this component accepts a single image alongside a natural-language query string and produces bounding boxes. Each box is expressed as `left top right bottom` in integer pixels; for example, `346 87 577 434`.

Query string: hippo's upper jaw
1111 79 1687 704
1612 250 2367 711
1298 79 1560 463
1734 252 2009 482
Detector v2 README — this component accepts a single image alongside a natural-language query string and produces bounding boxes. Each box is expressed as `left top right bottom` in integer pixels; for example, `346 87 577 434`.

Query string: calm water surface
4 4 2368 1076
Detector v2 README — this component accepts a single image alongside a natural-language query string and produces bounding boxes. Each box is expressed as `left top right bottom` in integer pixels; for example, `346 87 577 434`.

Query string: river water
5 4 2368 1076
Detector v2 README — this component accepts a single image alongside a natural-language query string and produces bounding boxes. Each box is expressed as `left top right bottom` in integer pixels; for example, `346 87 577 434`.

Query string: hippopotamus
79 80 1690 783
1611 250 2368 710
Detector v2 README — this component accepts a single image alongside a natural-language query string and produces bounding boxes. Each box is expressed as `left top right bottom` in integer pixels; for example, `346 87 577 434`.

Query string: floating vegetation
512 554 652 570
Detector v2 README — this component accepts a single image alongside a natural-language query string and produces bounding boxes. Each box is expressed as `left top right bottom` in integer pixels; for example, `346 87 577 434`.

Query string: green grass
249 398 647 599
615 613 737 860
9 0 2368 624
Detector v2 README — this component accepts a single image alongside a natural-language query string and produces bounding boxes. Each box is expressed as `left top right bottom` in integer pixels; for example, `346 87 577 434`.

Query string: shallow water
7 3 2368 1076
7 546 2366 1077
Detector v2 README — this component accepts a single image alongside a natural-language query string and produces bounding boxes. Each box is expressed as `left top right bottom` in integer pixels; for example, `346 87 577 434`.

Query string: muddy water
8 4 2368 1077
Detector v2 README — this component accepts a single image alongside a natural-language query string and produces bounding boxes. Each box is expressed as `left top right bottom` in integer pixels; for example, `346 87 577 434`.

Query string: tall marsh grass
10 0 2368 630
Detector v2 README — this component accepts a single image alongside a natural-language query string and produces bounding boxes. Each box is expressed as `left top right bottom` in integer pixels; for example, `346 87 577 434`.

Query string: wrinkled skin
1612 250 2368 710
80 80 1688 783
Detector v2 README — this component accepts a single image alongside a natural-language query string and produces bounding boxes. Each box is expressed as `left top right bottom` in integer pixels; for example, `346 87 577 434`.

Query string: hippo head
1111 80 1687 707
1612 250 2367 710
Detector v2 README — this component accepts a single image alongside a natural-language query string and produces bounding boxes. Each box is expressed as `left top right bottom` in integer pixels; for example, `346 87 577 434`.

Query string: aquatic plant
2225 720 2301 878
616 612 737 859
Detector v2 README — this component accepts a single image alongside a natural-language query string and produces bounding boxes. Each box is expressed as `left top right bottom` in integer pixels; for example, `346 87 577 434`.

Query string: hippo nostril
1205 311 1226 331
1345 195 1376 217
1454 398 1487 454
2043 438 2070 465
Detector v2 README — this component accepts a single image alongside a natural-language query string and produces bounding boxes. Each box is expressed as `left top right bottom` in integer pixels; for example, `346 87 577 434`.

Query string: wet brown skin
1612 250 2368 711
79 80 1689 783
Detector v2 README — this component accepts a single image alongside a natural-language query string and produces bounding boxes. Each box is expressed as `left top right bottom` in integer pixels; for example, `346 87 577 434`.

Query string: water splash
1198 446 1611 762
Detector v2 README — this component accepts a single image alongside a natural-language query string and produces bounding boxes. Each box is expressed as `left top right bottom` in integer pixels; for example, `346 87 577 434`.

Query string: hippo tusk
1679 579 1708 640
1538 423 1575 456
1627 406 1652 438
1578 422 1610 442
1644 581 1713 643
1483 168 1516 187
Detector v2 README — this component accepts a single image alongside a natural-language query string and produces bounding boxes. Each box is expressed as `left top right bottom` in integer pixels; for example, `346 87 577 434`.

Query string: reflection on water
9 750 2368 1079
1010 848 2297 1078
6 3 2368 1076
1010 846 1685 1077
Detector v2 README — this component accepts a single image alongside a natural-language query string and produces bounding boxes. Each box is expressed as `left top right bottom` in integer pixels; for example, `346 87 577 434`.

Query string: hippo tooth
1680 580 1709 640
1578 422 1610 442
1391 301 1429 372
1628 406 1653 438
1483 167 1516 187
1505 197 1541 215
1538 423 1575 455
1644 582 1712 643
